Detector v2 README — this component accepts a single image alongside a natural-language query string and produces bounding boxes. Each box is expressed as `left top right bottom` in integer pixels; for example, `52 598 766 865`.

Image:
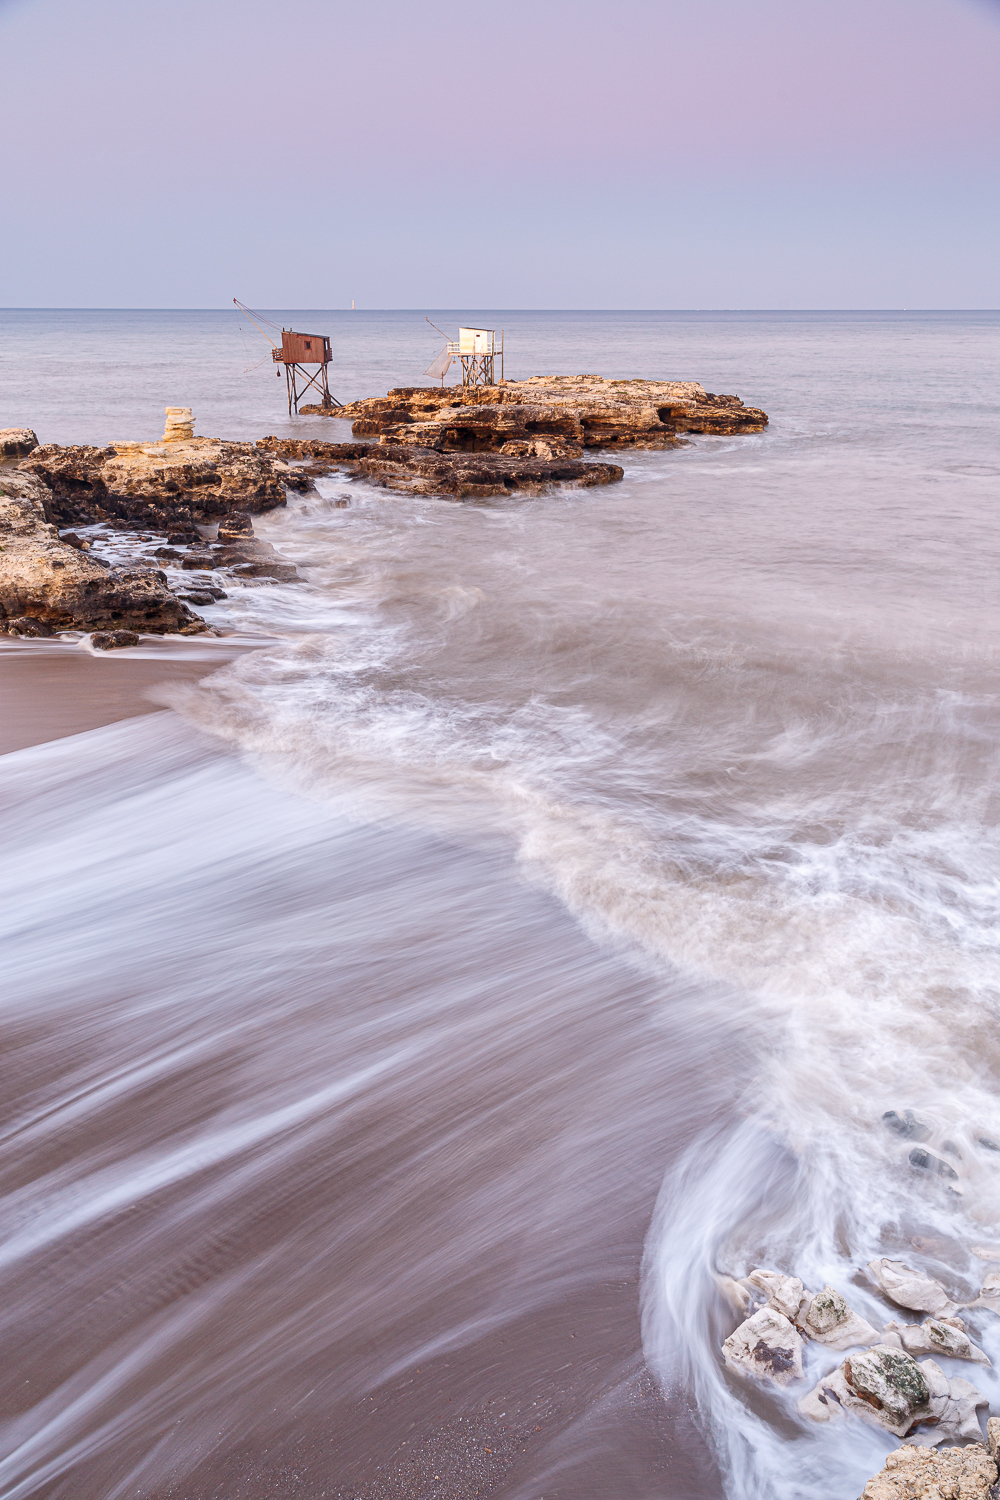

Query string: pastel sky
2 0 998 307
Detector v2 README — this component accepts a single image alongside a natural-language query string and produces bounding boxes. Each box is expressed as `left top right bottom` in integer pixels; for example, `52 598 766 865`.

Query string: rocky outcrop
862 1435 999 1500
255 437 624 499
18 437 294 532
301 375 768 456
0 469 204 637
0 428 39 460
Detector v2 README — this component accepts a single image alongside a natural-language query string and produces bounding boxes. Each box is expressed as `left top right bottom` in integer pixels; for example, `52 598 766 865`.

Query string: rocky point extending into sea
0 377 767 643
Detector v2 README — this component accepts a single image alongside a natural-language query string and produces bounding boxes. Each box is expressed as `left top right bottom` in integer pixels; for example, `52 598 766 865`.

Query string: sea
2 308 1000 1499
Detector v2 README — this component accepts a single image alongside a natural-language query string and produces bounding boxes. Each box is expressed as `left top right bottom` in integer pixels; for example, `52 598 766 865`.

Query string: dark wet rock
883 1110 932 1142
0 428 39 460
90 630 140 650
154 546 182 561
0 469 204 636
177 589 227 605
182 553 217 570
59 531 89 550
5 615 53 637
230 560 299 582
217 511 254 540
978 1137 1000 1153
256 437 624 500
908 1146 959 1180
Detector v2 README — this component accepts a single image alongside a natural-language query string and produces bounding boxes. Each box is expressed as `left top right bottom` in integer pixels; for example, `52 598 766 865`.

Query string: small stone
883 1110 933 1142
90 630 140 649
746 1269 807 1321
908 1146 960 1180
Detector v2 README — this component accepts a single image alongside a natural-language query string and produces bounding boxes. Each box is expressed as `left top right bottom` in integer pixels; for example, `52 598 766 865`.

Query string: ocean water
2 309 1000 1498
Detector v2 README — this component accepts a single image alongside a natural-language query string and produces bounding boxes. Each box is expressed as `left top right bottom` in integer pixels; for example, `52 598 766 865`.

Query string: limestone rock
968 1274 1000 1314
882 1317 990 1365
19 437 290 532
301 376 769 455
800 1284 881 1350
722 1306 804 1386
860 1442 997 1500
867 1259 962 1317
0 469 202 636
800 1345 988 1443
746 1269 808 1320
0 427 39 460
163 407 195 442
255 437 623 500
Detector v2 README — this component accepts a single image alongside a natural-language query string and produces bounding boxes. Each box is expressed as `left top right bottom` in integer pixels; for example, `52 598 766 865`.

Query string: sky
1 0 998 308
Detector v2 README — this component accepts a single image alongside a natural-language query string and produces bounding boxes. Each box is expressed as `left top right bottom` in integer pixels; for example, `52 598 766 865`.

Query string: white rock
800 1345 931 1438
972 1245 1000 1262
968 1272 1000 1313
800 1284 880 1349
866 1258 961 1317
746 1268 808 1321
723 1306 804 1387
908 1360 990 1445
882 1316 990 1365
715 1274 753 1315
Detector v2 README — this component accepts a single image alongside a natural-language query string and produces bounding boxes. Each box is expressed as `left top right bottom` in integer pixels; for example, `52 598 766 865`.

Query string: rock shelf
255 437 624 499
301 375 769 456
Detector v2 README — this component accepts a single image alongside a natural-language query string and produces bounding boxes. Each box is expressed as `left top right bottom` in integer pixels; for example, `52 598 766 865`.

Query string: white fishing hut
446 327 504 387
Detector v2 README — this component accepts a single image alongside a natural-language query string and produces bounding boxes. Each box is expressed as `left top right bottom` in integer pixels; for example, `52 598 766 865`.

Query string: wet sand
0 644 244 754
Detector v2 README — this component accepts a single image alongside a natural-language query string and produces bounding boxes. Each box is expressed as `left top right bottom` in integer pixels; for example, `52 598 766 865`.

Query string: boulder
882 1317 990 1365
91 630 140 650
867 1259 962 1317
860 1442 997 1500
0 469 204 636
722 1306 804 1386
800 1345 988 1443
800 1285 880 1350
0 427 39 460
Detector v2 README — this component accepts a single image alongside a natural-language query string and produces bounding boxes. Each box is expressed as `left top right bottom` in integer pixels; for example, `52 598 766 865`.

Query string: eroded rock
0 427 39 460
255 437 623 500
800 1345 988 1443
860 1441 997 1500
867 1259 962 1318
0 469 203 636
301 376 768 454
800 1285 880 1350
722 1306 804 1386
882 1317 990 1365
19 437 291 532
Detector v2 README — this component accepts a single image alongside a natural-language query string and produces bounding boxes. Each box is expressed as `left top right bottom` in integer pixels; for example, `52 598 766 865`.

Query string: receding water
2 309 1000 1498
